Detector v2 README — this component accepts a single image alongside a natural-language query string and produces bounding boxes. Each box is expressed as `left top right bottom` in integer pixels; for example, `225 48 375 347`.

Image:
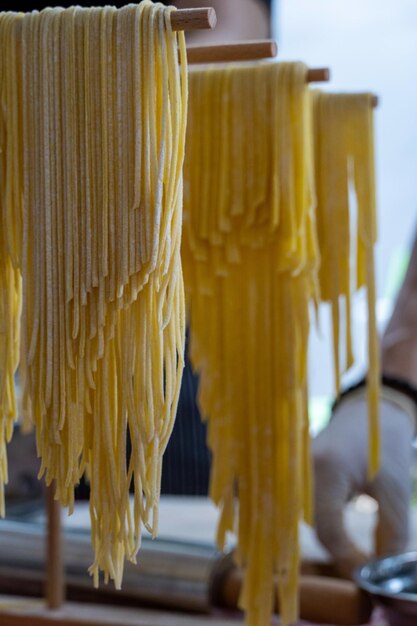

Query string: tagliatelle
183 61 319 626
0 11 24 520
183 65 380 626
0 2 187 588
312 91 379 476
0 253 21 519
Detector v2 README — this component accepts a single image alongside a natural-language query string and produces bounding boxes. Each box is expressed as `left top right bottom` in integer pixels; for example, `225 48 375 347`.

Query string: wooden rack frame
307 67 330 83
46 486 64 610
187 39 278 64
0 6 378 626
171 7 217 31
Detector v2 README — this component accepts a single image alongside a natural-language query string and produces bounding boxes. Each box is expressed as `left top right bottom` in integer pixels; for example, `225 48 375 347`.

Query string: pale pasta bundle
0 255 21 518
183 61 319 626
0 12 23 519
0 2 187 587
312 91 379 475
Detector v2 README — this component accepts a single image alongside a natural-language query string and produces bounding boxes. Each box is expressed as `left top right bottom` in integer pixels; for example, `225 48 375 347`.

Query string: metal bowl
355 552 417 626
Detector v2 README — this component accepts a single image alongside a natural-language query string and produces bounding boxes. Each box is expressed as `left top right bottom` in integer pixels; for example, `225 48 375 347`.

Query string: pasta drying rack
0 7 335 622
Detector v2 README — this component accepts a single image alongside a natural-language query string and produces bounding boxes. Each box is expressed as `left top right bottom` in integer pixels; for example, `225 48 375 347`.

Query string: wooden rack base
0 597 241 626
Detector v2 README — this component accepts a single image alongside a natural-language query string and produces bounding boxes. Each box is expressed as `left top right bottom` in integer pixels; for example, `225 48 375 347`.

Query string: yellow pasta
0 255 21 518
0 2 187 587
312 91 380 475
183 61 318 626
0 11 24 519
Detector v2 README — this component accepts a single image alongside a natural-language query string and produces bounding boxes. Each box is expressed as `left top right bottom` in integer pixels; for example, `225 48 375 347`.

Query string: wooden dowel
171 7 217 32
46 483 64 610
216 567 372 626
307 67 330 83
186 39 278 64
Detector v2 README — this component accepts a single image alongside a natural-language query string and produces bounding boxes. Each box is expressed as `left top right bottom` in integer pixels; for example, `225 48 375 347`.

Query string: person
2 0 415 582
313 233 417 577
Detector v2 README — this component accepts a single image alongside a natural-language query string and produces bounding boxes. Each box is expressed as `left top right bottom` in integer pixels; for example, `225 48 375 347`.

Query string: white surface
62 495 417 564
64 496 221 545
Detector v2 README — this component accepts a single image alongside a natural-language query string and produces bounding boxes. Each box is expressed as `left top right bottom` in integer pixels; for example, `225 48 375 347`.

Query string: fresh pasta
0 11 24 520
0 2 187 587
183 66 379 626
0 254 21 519
312 91 379 475
183 61 319 626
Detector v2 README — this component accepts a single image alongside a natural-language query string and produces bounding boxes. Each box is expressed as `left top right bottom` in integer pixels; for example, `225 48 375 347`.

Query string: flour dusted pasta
312 91 379 475
183 61 318 626
0 2 187 587
0 11 24 519
183 65 379 626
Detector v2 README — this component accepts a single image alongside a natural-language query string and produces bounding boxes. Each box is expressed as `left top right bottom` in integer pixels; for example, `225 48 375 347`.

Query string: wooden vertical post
46 483 65 610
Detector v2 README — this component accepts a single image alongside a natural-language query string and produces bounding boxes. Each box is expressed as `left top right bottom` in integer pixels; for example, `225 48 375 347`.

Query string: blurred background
274 0 417 431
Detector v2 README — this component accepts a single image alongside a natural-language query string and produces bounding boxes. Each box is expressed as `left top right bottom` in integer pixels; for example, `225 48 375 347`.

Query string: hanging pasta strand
351 94 380 477
0 253 21 517
183 61 318 626
312 91 380 476
0 12 24 518
0 1 187 587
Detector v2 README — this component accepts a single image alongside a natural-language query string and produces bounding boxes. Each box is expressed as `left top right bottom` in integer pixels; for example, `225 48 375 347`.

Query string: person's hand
312 387 415 578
